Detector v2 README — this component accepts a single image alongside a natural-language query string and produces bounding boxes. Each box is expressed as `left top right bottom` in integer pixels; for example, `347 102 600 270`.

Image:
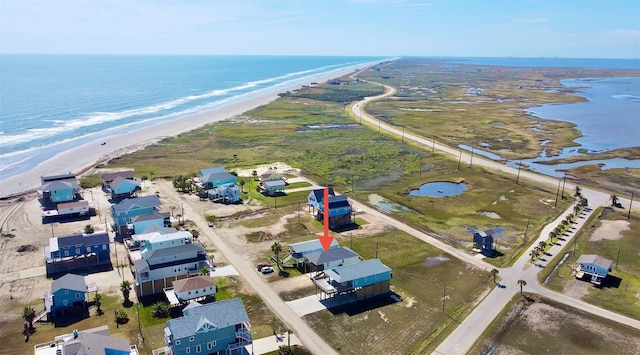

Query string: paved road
156 180 338 355
349 79 640 355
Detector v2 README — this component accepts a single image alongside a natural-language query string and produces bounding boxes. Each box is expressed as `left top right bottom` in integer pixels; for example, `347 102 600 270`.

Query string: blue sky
1 0 639 58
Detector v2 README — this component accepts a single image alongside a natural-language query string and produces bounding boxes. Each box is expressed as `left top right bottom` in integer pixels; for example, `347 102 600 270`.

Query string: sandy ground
589 219 630 241
0 63 380 200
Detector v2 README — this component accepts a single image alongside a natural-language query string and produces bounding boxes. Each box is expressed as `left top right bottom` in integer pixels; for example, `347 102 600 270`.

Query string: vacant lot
470 294 640 354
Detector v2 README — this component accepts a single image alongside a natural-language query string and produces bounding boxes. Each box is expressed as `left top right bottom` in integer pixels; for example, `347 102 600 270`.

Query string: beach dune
0 66 371 199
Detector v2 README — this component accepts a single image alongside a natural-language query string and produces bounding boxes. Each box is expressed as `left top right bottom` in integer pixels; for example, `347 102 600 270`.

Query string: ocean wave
612 94 640 103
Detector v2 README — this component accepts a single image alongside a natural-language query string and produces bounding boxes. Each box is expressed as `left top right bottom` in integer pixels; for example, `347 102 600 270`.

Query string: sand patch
523 302 560 333
404 296 416 308
378 310 389 322
589 220 630 241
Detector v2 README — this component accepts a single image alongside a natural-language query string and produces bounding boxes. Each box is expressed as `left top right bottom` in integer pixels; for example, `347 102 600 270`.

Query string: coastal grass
303 230 492 355
540 207 640 320
469 294 640 354
109 75 572 267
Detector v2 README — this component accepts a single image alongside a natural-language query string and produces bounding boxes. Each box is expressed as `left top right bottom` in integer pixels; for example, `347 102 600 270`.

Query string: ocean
0 55 385 181
1 55 638 182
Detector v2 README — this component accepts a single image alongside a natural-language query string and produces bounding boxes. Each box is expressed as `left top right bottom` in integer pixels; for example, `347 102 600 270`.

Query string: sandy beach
0 65 374 199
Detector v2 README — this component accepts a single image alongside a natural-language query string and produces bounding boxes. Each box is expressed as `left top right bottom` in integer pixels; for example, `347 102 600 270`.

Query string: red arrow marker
318 187 334 252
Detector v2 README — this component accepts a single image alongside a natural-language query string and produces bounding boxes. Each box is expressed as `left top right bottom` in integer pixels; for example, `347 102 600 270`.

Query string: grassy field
108 73 573 268
540 207 640 320
303 230 492 355
469 294 640 354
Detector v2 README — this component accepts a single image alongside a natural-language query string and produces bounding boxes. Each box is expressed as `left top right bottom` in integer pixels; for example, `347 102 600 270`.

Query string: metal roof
111 195 161 212
51 273 87 294
101 170 134 182
199 167 226 177
305 247 359 266
325 259 391 283
289 239 339 254
167 298 249 339
309 187 335 202
56 232 109 249
261 179 285 188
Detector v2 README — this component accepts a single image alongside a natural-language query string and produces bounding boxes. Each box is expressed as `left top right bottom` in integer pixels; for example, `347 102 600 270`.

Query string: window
102 244 107 250
375 274 379 280
186 347 190 354
76 248 81 255
189 336 194 342
207 341 216 350
64 290 69 295
175 340 181 345
64 250 69 257
87 247 91 253
196 345 201 353
75 293 81 299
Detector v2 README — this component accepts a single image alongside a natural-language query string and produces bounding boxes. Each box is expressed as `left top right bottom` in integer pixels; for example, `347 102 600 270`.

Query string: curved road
348 78 640 355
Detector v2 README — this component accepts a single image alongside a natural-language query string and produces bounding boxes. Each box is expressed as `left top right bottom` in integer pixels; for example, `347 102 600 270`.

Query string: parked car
260 266 274 274
256 263 271 271
207 221 214 227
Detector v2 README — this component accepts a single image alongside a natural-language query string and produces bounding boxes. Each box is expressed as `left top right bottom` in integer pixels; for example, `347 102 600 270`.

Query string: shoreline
0 64 378 199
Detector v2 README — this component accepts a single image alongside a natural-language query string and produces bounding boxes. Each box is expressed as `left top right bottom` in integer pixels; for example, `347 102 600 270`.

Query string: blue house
198 167 237 189
131 213 170 234
323 258 392 305
111 195 162 235
307 187 335 211
473 229 494 254
110 176 141 201
575 254 613 285
40 173 81 204
45 232 111 276
258 179 285 196
164 298 252 355
317 195 353 229
304 247 360 272
45 273 89 318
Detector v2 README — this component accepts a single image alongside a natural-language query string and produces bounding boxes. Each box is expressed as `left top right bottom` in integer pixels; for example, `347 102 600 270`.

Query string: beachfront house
40 173 81 204
33 325 139 355
304 246 360 272
288 238 340 265
45 232 111 276
322 258 392 306
110 176 141 201
258 179 286 196
316 195 353 229
163 275 216 306
41 200 92 222
44 273 91 319
111 195 162 235
101 170 135 190
131 241 208 297
307 187 335 212
574 254 613 285
208 183 241 204
473 229 494 254
164 298 252 355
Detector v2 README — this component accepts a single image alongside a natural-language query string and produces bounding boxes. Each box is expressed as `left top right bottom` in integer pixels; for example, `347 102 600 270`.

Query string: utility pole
561 174 567 199
457 149 462 170
516 161 522 185
469 148 474 168
442 283 447 314
554 177 561 207
419 156 422 179
628 190 635 220
297 202 301 224
378 118 381 132
375 241 379 259
524 218 530 242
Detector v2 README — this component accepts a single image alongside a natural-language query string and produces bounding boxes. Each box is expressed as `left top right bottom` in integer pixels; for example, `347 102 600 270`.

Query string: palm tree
538 241 547 254
252 170 258 181
190 229 200 241
120 280 131 304
239 179 245 192
573 204 582 214
517 279 527 295
610 194 619 207
271 242 282 261
574 185 581 197
94 292 103 314
22 306 36 333
199 266 210 276
490 268 499 284
549 230 557 243
529 250 537 263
